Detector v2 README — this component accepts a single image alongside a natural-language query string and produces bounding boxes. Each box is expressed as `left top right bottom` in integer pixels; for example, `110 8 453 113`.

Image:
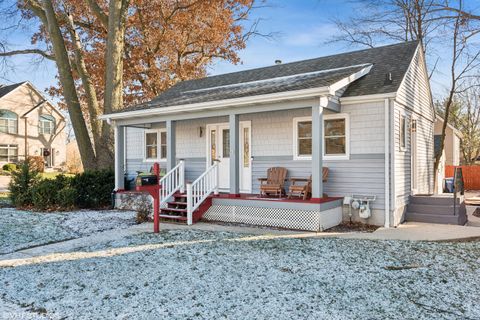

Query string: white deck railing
186 160 219 225
159 160 185 207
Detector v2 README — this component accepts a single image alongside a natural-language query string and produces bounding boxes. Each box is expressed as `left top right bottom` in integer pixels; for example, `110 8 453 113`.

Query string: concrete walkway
2 220 480 263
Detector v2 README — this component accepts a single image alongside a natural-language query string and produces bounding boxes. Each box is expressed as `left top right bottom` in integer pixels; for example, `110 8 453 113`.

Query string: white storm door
240 122 252 193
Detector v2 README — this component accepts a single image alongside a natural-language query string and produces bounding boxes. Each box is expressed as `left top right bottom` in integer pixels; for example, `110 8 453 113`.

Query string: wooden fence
445 165 480 190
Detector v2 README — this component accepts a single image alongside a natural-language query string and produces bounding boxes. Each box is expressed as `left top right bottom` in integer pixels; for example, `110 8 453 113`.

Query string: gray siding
394 45 434 209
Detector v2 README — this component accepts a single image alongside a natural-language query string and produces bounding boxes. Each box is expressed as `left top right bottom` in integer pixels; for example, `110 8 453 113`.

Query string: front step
405 212 467 225
406 195 467 225
159 193 212 224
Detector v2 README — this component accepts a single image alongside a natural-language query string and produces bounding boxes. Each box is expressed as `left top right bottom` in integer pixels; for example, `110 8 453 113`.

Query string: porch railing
159 160 185 207
186 160 220 225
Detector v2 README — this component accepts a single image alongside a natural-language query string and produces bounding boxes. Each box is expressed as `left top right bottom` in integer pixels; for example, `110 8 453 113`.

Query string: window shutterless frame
143 128 167 162
399 111 407 152
293 113 350 161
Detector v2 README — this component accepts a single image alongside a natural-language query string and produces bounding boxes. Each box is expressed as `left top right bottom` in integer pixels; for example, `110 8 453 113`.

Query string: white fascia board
340 92 397 104
327 64 373 95
100 86 330 121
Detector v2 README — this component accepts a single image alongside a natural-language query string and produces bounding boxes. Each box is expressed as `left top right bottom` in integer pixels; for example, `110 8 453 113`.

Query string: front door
207 122 251 193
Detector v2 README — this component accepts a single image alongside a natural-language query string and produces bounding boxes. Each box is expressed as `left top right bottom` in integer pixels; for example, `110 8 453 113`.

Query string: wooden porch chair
288 167 329 200
258 167 288 198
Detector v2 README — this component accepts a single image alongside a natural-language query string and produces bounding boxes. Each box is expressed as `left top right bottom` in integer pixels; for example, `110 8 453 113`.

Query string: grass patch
40 172 74 180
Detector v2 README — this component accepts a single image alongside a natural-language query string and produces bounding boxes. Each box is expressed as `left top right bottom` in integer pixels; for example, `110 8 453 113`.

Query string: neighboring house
102 41 435 230
434 116 462 193
0 81 67 169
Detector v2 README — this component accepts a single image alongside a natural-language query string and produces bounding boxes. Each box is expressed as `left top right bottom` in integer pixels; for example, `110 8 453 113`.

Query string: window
324 117 347 156
0 144 18 162
39 114 55 135
294 114 349 160
0 110 18 134
144 129 167 161
400 114 407 151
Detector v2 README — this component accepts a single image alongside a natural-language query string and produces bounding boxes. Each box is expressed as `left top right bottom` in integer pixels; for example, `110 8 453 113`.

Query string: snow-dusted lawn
0 208 137 254
1 229 479 319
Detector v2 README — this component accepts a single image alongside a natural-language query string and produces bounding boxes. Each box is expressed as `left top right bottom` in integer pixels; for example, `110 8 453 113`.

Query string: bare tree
332 0 480 190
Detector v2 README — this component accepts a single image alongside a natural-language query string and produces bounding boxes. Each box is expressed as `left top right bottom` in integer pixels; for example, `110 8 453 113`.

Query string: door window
222 129 230 158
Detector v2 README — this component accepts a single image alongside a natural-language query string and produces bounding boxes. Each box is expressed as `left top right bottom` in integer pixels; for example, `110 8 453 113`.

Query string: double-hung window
293 114 349 160
0 144 18 162
39 114 55 135
144 129 167 161
0 110 18 134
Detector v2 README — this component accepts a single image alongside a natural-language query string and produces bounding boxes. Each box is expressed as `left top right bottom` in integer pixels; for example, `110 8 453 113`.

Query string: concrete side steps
405 212 467 225
407 204 461 215
409 195 462 206
406 195 467 225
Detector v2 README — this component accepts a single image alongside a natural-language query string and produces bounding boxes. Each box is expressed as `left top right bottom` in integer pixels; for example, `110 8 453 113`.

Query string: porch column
311 100 324 199
229 113 240 195
114 124 125 191
166 120 176 171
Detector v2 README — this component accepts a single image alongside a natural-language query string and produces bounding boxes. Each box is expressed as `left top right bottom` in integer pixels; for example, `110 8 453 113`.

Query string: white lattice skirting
203 205 342 231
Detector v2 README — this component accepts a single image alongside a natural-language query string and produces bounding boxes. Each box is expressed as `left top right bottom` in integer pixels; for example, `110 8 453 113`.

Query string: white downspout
384 98 390 228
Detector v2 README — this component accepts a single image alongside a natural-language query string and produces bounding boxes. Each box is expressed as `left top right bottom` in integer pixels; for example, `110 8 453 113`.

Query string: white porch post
166 120 176 171
229 113 240 195
114 124 125 191
311 99 325 199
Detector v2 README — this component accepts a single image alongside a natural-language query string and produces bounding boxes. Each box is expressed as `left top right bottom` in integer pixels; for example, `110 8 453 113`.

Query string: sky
0 0 469 102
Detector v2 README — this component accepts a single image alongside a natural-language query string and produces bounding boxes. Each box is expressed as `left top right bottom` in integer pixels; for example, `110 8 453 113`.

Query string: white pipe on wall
384 98 391 228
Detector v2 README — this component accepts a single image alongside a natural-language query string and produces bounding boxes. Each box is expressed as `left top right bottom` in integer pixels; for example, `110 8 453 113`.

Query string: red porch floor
212 193 342 204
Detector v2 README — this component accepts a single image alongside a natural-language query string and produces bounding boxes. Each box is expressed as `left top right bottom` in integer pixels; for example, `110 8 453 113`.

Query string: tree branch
0 48 55 60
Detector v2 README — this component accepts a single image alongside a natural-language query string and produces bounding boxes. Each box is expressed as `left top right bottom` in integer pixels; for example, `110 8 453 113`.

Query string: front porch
112 97 346 231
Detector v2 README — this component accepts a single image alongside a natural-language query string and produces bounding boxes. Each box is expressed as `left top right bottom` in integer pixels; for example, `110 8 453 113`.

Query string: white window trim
323 113 350 160
293 116 313 160
0 144 18 162
293 113 350 161
399 111 407 152
143 128 167 162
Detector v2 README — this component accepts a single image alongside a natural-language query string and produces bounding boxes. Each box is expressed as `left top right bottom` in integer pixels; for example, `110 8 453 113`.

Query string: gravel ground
1 229 479 319
0 208 137 255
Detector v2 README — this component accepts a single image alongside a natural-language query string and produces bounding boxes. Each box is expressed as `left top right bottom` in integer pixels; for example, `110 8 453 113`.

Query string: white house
102 41 441 231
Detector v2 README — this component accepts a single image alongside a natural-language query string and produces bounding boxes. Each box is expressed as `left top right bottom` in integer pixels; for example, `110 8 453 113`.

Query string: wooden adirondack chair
288 167 329 200
258 167 288 198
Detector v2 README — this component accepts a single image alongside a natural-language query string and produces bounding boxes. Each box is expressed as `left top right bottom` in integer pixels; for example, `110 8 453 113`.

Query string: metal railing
186 160 220 225
159 160 185 207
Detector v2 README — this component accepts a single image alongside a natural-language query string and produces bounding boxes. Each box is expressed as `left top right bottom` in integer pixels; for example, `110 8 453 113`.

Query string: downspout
24 117 28 160
384 98 390 228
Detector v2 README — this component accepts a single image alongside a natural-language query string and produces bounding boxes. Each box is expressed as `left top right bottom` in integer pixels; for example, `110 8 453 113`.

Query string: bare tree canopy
332 0 480 188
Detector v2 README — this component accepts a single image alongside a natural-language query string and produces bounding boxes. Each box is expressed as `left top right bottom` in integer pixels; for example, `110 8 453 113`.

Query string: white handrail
186 160 219 225
159 160 185 207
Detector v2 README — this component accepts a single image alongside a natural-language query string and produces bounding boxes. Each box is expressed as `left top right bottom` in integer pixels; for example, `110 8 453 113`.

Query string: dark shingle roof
120 41 419 113
0 82 25 99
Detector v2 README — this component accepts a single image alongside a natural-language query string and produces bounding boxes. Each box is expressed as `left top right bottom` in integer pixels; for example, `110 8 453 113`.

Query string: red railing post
153 162 160 233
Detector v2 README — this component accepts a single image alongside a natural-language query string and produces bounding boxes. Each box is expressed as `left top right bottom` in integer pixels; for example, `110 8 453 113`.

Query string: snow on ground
0 208 137 255
1 229 479 319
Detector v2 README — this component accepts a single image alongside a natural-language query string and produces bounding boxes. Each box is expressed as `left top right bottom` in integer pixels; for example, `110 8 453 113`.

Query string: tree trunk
41 0 97 170
100 0 130 168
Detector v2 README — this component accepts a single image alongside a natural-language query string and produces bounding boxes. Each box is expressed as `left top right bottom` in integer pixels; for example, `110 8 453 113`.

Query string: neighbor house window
400 114 407 151
0 110 18 134
144 129 166 161
0 144 18 162
293 114 349 160
39 114 55 134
